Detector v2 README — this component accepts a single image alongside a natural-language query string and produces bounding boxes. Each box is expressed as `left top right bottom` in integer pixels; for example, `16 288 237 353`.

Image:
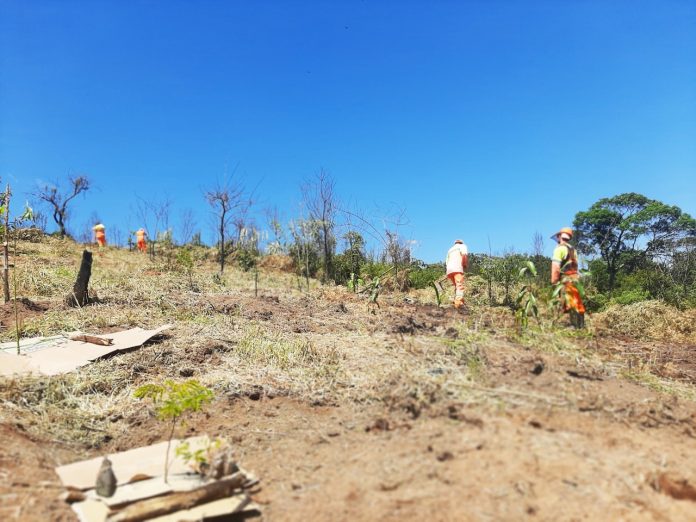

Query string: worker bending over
446 239 468 309
551 227 585 328
136 228 147 253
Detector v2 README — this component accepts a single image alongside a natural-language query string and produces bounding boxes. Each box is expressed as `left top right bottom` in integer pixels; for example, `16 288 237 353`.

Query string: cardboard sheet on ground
56 436 259 522
0 325 171 377
71 494 254 522
56 437 209 490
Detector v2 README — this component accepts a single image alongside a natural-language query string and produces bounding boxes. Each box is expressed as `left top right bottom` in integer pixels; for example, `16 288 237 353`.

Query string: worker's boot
578 313 585 329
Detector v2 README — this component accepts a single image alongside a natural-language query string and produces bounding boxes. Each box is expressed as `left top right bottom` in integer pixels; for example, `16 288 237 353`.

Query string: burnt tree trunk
66 250 93 307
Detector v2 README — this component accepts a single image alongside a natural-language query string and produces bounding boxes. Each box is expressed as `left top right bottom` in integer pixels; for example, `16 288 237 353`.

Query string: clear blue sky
1 0 694 261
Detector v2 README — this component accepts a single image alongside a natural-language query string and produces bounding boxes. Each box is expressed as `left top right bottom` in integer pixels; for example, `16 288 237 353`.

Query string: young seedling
134 379 214 483
515 261 539 330
176 436 237 479
0 185 34 353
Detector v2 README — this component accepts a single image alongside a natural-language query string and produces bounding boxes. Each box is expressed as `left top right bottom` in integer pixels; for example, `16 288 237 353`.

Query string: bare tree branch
33 176 90 238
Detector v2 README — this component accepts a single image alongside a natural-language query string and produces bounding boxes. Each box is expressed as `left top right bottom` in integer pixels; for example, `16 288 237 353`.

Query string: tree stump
66 250 93 307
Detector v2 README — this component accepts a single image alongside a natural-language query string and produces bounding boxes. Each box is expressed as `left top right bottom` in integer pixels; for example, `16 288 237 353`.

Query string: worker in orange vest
136 228 147 253
446 239 468 309
551 227 585 328
92 224 106 248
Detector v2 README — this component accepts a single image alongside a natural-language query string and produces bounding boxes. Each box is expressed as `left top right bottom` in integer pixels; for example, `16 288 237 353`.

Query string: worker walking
92 224 106 248
136 228 147 253
551 227 585 328
446 239 468 309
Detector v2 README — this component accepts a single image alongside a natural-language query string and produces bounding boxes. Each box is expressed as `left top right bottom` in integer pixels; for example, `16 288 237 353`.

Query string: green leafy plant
175 246 199 291
515 261 539 330
175 436 224 475
134 379 214 482
0 185 34 354
347 273 364 292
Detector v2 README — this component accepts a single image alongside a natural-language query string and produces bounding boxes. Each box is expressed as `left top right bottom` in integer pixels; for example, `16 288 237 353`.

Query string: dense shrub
408 262 444 290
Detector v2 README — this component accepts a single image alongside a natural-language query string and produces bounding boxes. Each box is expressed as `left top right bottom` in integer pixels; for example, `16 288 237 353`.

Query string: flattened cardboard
0 325 171 377
0 352 36 375
58 437 260 522
71 498 109 522
55 436 209 490
149 494 256 522
87 474 206 508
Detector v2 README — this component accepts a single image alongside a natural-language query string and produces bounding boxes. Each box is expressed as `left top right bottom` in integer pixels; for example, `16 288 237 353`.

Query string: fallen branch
106 472 246 522
70 334 113 346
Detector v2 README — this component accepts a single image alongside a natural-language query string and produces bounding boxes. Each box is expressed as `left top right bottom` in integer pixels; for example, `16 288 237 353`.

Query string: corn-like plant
515 261 539 330
134 379 214 482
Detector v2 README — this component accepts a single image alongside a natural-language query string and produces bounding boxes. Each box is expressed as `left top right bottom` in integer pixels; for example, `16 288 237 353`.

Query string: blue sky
1 0 694 261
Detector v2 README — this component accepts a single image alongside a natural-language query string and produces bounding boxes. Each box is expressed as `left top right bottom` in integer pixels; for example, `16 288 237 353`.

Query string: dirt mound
15 227 45 242
258 254 295 273
0 298 50 330
595 301 696 343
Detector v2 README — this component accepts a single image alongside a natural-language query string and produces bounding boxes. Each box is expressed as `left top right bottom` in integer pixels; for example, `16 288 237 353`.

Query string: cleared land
1 237 695 521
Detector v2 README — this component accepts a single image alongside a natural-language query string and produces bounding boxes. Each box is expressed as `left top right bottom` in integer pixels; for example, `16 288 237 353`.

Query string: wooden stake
66 250 93 307
3 184 10 303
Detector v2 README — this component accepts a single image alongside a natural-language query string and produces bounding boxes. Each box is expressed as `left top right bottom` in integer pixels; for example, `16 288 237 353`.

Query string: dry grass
2 236 696 450
594 300 696 343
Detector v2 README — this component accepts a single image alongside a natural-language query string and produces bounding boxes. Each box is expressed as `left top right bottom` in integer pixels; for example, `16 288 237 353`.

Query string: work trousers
447 272 465 309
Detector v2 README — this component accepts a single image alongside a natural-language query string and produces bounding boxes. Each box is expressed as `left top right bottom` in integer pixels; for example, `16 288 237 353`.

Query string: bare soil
1 249 696 521
0 298 49 332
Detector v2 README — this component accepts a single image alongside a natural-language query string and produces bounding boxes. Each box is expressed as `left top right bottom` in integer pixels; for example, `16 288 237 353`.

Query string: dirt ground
1 243 696 521
0 298 49 332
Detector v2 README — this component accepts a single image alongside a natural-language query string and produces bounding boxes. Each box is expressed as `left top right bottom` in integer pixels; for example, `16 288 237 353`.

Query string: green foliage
235 227 262 271
408 261 444 290
175 436 224 475
574 192 696 291
515 261 539 329
134 379 214 482
236 247 259 272
289 219 322 286
134 379 214 422
612 288 650 305
346 274 364 292
334 231 367 287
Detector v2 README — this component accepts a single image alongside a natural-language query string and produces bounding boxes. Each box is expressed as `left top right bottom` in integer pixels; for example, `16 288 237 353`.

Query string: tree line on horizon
19 174 696 311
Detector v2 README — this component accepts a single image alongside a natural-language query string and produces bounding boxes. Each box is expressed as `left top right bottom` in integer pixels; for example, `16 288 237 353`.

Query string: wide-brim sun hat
550 227 572 240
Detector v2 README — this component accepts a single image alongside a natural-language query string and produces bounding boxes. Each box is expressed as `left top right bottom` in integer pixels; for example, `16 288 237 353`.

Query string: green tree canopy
573 192 696 290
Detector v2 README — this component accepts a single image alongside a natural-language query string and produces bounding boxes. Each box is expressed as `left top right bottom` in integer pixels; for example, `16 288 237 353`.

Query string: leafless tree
178 208 197 245
264 206 287 254
135 196 171 258
205 178 251 274
30 209 48 232
111 227 124 248
302 169 338 282
77 211 101 244
532 231 545 257
34 176 90 238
